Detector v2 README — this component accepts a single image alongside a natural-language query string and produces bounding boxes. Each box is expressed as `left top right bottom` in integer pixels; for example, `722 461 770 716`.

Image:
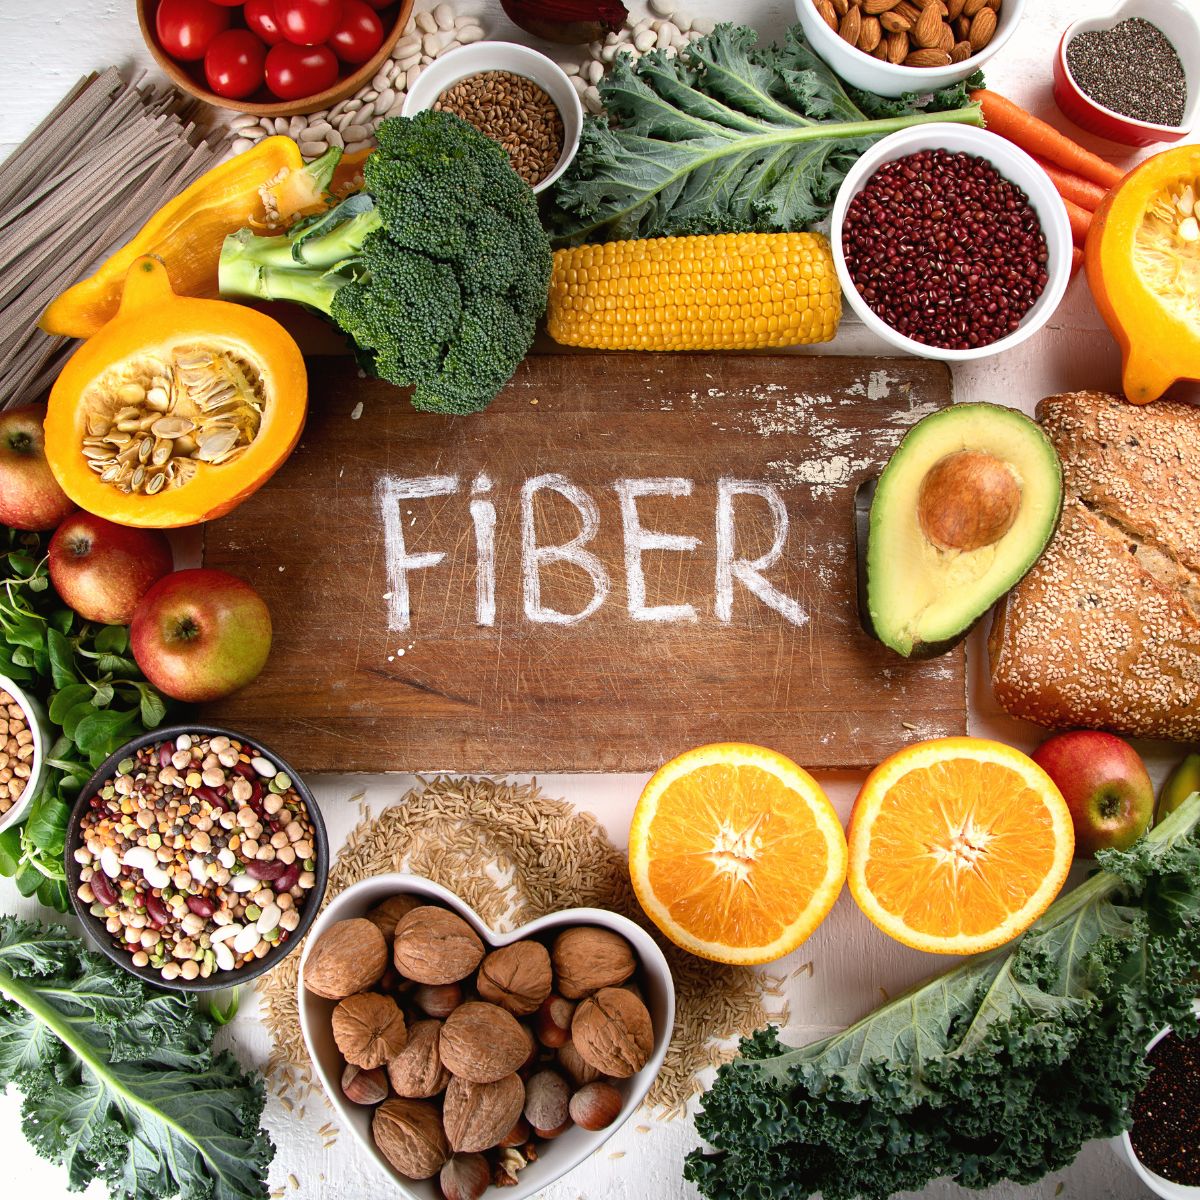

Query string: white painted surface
0 1 1193 1197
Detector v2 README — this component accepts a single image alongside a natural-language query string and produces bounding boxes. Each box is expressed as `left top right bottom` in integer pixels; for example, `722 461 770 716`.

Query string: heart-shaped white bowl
298 873 676 1199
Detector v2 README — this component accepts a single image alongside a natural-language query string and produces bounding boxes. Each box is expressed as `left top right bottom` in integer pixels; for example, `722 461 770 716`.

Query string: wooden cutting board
200 353 964 772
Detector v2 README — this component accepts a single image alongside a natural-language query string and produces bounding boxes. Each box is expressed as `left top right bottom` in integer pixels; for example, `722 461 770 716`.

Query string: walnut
571 987 653 1078
372 1097 449 1180
476 941 552 1016
556 1039 601 1087
303 918 388 1000
551 927 636 999
387 1019 450 1098
365 894 422 942
333 992 407 1069
523 1069 570 1134
442 1073 525 1153
393 907 484 985
440 1001 530 1083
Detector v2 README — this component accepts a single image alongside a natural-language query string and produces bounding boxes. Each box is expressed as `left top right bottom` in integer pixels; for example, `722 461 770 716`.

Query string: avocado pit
917 451 1022 553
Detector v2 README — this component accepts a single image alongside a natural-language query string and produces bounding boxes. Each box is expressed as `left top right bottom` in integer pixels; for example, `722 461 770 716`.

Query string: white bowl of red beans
831 124 1073 361
66 725 328 992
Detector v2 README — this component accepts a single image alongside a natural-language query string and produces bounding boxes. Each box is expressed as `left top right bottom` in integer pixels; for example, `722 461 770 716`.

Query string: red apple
49 515 173 625
131 568 272 702
0 406 75 531
1031 731 1154 856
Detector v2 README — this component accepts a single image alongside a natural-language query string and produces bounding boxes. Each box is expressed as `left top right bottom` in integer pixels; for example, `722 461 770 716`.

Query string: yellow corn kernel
547 233 841 351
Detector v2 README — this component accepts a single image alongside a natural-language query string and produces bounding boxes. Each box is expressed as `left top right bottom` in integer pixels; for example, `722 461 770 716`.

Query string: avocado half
857 403 1063 659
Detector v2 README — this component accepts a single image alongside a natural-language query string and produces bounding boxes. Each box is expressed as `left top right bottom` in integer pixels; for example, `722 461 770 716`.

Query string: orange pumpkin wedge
629 743 848 964
45 255 307 529
848 738 1074 956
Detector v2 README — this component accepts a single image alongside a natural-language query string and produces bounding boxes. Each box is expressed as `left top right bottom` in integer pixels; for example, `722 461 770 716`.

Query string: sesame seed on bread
989 391 1200 741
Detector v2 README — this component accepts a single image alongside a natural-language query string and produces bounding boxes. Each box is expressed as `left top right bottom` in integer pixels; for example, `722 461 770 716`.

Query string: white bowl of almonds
0 675 47 830
298 873 675 1200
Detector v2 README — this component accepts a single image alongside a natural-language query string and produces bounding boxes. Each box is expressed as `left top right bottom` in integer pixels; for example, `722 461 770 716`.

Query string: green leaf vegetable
0 526 173 911
219 112 553 416
685 792 1200 1200
550 23 984 244
0 917 272 1199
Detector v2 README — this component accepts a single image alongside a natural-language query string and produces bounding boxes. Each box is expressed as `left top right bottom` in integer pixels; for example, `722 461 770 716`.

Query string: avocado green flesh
864 403 1063 659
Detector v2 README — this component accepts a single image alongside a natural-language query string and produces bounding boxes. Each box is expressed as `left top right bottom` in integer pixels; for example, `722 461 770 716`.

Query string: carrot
971 89 1125 190
1062 195 1092 247
1071 246 1083 277
1033 156 1109 211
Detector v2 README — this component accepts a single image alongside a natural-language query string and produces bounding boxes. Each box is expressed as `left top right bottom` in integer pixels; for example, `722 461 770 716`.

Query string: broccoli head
218 111 553 415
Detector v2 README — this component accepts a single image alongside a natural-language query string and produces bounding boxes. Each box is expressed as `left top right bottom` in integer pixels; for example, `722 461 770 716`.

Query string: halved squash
45 255 306 528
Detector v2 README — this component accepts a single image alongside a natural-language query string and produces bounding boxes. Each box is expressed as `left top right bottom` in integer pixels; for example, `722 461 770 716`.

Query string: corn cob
547 232 841 351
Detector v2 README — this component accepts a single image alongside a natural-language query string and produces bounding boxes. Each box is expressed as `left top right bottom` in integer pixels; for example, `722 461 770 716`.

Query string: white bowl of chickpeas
0 675 47 832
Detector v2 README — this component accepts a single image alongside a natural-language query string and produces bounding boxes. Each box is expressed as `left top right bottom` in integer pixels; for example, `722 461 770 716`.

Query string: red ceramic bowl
1054 0 1199 147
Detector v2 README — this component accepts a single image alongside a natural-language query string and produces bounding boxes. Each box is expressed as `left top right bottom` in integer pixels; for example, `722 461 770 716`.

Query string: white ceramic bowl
0 674 47 831
402 42 584 195
298 873 675 1200
830 124 1072 362
1114 999 1200 1199
795 0 1026 98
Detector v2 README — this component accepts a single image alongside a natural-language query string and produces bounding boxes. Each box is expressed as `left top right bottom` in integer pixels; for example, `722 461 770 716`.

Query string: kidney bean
194 785 226 811
245 859 286 881
89 871 117 907
186 895 215 917
158 744 173 768
274 862 301 893
145 894 170 927
232 761 256 780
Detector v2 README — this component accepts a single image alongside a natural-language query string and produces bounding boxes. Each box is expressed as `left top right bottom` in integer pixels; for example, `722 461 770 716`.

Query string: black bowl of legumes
831 125 1072 360
66 726 328 992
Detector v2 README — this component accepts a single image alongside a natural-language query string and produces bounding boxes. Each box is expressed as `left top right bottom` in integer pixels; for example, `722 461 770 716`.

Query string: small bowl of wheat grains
403 41 583 194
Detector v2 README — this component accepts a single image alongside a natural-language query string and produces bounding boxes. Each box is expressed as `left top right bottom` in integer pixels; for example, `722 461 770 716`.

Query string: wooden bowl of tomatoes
138 0 414 115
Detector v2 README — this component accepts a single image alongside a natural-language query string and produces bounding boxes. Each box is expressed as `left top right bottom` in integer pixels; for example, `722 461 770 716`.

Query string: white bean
605 31 621 45
383 97 406 119
326 128 345 148
273 117 289 134
657 22 678 48
634 29 656 51
306 119 333 137
586 60 604 84
363 87 378 101
233 924 261 955
343 123 371 142
434 3 453 30
600 44 619 63
357 101 376 122
373 70 390 91
100 848 121 879
344 139 372 155
231 137 256 154
250 756 275 777
406 64 423 90
691 17 715 34
422 31 446 56
570 74 588 96
588 40 602 56
231 114 261 129
650 0 676 14
415 10 436 33
393 32 421 54
299 139 327 157
214 942 235 972
289 115 306 137
397 52 421 70
210 923 243 945
584 86 603 113
375 87 396 114
257 904 282 934
456 25 484 44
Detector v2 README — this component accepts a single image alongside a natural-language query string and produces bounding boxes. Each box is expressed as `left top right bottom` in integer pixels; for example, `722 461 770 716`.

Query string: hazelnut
341 1063 389 1106
557 1038 602 1087
443 1073 526 1153
476 941 552 1017
439 1153 491 1200
333 992 407 1069
551 927 636 999
366 894 423 942
394 907 484 985
372 1097 449 1180
523 1069 570 1134
532 1119 572 1139
534 994 574 1048
498 1116 531 1148
571 987 653 1078
414 982 463 1020
303 918 388 1000
569 1081 623 1131
387 1019 450 1099
440 1001 530 1084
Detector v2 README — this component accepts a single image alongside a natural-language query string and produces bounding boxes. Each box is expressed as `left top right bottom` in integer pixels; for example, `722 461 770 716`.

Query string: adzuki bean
842 148 1049 351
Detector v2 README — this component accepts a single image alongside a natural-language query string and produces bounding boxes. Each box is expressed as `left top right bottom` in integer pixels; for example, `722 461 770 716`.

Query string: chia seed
1066 18 1187 128
1129 1029 1200 1186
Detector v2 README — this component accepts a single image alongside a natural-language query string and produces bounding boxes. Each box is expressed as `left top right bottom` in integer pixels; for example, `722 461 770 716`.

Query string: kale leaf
684 793 1200 1200
549 25 983 244
0 917 273 1200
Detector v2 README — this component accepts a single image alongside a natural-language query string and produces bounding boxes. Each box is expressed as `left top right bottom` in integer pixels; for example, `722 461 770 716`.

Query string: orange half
848 737 1074 956
628 743 848 964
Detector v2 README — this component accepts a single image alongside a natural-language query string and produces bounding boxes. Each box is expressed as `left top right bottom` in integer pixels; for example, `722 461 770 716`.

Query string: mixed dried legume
0 689 34 818
842 148 1049 350
75 733 317 982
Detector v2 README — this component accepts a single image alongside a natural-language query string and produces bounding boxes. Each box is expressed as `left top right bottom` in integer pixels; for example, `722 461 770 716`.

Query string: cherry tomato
264 41 339 99
329 0 383 63
207 0 246 5
155 0 230 61
274 0 344 46
204 29 267 98
244 0 284 44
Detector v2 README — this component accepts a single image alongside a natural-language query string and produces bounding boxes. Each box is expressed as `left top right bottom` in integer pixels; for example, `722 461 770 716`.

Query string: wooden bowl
137 0 414 117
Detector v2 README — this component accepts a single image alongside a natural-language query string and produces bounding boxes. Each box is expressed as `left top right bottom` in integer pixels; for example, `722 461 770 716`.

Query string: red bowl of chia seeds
830 125 1072 362
66 725 328 993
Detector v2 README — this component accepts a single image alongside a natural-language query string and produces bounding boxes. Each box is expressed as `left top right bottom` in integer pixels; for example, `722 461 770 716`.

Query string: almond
938 21 954 51
880 9 912 31
969 6 997 51
953 14 971 37
886 30 910 62
832 0 850 14
950 38 973 62
896 0 922 21
904 47 952 66
858 14 882 51
963 0 987 14
946 0 965 17
862 0 900 11
838 5 862 46
872 39 889 59
814 0 839 31
912 2 944 48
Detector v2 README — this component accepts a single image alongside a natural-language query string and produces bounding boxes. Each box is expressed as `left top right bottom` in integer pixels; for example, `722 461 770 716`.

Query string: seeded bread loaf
988 390 1200 741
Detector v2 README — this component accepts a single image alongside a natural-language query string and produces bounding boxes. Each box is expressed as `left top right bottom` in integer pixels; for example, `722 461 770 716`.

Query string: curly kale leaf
685 794 1200 1200
0 918 273 1200
550 24 983 244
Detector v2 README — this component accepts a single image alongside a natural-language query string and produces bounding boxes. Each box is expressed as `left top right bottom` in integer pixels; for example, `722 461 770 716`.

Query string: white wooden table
1 2 1193 1197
